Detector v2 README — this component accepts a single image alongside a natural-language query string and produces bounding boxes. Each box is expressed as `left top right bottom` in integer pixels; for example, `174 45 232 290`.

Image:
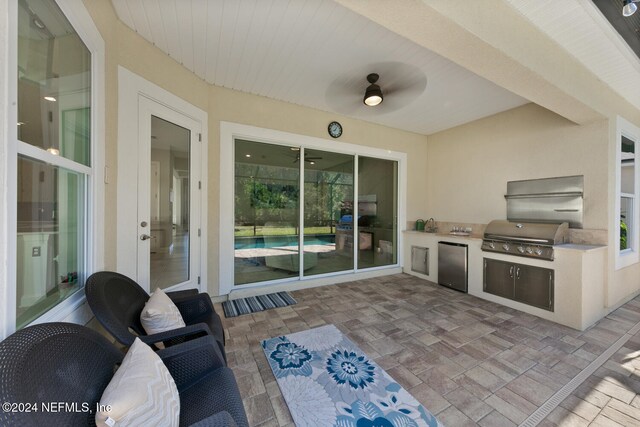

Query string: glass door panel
357 157 398 269
303 149 354 276
234 140 300 285
149 116 190 291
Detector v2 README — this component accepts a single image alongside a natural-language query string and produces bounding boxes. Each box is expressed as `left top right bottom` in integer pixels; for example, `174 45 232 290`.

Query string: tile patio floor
215 273 640 427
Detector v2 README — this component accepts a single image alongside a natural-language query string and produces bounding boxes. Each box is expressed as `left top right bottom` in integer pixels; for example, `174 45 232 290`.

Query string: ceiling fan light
363 73 383 107
623 0 638 16
364 90 383 106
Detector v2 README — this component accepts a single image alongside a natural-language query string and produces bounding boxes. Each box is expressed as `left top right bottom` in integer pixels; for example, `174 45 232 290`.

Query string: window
616 116 640 270
10 0 101 329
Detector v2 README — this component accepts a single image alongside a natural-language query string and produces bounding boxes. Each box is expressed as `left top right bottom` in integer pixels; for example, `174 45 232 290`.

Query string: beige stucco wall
83 0 428 296
426 103 609 230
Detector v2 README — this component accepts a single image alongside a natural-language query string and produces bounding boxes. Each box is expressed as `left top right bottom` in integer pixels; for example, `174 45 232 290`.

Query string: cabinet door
411 246 429 275
483 258 514 299
515 264 554 311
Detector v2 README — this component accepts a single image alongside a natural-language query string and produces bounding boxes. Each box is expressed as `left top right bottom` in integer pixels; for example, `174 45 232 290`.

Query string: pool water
235 235 335 250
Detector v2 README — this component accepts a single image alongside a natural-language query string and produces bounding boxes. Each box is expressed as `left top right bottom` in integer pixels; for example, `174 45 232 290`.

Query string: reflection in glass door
148 116 190 291
357 156 398 269
304 149 354 276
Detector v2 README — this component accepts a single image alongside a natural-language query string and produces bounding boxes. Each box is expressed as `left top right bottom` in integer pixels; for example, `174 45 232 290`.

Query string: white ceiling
504 0 640 111
110 0 528 135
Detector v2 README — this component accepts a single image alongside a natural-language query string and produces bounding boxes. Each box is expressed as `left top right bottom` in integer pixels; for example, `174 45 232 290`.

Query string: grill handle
484 235 551 244
504 191 583 199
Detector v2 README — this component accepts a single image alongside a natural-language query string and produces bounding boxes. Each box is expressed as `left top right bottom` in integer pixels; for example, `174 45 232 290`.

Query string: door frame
117 67 208 292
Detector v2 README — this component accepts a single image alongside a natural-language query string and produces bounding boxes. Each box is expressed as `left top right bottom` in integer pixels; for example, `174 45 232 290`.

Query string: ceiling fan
325 62 427 115
293 153 322 164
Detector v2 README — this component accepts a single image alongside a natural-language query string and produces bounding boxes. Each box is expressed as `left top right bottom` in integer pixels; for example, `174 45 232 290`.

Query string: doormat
262 324 443 427
222 291 297 318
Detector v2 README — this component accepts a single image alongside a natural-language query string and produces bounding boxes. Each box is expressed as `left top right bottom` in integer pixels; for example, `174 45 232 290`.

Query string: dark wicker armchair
0 323 248 427
85 271 225 361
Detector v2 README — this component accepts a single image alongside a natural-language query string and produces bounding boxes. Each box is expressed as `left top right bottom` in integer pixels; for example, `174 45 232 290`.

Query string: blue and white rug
262 324 443 427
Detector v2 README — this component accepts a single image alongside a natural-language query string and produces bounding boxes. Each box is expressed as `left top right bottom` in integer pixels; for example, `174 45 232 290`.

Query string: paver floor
216 274 640 426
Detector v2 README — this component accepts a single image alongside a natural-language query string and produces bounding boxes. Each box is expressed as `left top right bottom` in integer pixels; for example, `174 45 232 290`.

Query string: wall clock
328 121 342 138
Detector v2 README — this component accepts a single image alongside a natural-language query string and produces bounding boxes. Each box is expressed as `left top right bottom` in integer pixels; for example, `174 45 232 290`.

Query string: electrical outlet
32 246 41 257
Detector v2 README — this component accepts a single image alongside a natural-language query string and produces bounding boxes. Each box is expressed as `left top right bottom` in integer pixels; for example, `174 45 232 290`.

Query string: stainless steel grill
481 220 568 261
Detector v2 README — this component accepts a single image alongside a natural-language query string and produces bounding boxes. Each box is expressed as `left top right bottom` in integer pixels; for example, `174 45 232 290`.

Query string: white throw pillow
140 288 186 335
95 338 180 427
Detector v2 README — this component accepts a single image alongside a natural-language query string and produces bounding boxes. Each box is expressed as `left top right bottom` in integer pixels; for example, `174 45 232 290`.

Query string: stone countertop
555 243 607 252
404 230 606 250
403 229 483 241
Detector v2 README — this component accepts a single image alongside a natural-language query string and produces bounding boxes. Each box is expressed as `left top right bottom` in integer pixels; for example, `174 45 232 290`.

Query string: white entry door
136 97 202 293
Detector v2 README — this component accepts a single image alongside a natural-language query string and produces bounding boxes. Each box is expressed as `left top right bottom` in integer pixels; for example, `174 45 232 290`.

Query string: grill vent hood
505 175 584 228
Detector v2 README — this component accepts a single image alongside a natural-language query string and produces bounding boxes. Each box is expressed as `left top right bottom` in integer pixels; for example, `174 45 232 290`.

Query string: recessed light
44 96 56 102
17 122 24 126
310 161 315 165
47 148 60 156
290 147 300 151
245 154 251 158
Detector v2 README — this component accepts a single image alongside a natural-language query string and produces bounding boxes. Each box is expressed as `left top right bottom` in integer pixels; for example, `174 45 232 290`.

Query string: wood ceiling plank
157 0 182 61
175 0 195 72
141 0 168 53
125 0 153 43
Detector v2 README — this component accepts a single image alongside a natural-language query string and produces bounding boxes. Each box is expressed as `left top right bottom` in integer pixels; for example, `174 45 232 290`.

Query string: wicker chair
85 271 225 361
0 323 248 427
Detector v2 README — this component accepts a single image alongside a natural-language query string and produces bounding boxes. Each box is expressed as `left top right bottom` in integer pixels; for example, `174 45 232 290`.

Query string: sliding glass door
304 149 354 276
234 140 300 285
233 140 397 286
357 157 398 269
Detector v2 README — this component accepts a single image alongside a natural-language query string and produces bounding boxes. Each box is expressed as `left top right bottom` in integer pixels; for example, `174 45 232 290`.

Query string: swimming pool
234 234 335 250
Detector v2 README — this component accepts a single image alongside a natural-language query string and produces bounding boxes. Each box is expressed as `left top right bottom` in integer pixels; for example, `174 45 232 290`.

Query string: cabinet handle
516 267 520 279
509 266 514 278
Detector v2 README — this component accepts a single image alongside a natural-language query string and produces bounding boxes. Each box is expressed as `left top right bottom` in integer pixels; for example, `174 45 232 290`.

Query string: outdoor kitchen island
403 230 607 331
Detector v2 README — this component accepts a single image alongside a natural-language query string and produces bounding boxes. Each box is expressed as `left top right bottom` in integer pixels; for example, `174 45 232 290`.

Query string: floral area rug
261 324 443 427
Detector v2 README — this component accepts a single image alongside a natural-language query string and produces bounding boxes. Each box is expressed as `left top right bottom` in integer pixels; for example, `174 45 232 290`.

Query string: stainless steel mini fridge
438 241 468 292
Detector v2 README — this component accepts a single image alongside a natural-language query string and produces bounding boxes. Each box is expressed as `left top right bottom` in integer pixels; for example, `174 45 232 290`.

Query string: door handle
516 267 520 279
509 266 514 278
140 234 154 241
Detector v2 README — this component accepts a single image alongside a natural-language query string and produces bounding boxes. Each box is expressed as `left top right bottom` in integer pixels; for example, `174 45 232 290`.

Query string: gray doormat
222 291 297 318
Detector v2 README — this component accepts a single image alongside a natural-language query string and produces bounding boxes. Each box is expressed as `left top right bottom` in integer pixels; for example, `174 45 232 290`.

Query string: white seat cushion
96 338 180 427
140 288 186 335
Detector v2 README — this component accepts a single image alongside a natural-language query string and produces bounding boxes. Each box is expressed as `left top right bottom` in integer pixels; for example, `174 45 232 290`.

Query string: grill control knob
488 242 495 249
502 243 510 251
525 247 533 254
517 246 525 253
534 248 543 256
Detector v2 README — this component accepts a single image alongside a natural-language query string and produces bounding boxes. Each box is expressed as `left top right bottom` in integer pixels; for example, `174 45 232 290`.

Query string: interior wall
426 103 609 230
82 0 429 296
